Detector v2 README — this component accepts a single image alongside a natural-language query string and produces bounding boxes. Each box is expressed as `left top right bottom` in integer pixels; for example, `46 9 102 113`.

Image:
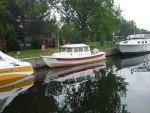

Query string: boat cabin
60 44 90 53
53 44 92 58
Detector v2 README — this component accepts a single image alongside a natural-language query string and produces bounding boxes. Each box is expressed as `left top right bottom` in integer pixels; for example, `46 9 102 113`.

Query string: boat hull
0 61 34 75
42 53 105 68
116 43 150 55
0 51 34 75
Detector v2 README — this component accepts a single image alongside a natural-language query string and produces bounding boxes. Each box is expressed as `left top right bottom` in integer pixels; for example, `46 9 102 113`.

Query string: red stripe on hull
55 54 105 61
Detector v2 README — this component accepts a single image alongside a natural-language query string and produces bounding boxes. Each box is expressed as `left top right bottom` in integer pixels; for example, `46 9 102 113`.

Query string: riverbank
21 48 120 68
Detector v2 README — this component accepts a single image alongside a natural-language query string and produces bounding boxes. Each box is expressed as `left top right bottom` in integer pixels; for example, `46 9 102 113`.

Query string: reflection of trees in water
3 68 129 113
45 68 129 113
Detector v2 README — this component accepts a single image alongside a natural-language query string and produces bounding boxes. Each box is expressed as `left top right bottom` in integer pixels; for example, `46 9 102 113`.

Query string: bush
31 37 42 49
7 37 21 51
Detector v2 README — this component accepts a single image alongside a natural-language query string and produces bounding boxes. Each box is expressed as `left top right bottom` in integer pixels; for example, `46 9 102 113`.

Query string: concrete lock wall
21 57 48 68
21 48 120 69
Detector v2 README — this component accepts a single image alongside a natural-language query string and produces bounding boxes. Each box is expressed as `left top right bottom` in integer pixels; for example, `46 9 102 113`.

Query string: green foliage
60 22 82 43
7 37 20 51
100 37 105 46
2 0 149 52
1 24 20 51
54 0 121 43
114 17 148 37
0 1 13 41
31 37 42 49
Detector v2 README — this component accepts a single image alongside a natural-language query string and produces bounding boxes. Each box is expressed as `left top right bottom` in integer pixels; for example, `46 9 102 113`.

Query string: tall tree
115 17 148 40
0 1 12 41
53 0 121 43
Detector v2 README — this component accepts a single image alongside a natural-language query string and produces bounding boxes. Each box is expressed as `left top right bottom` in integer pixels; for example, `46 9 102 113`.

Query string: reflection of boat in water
0 73 34 113
117 54 150 72
45 61 106 84
0 51 33 76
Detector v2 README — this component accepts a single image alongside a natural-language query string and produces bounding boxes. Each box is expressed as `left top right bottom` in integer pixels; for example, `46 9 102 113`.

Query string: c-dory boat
0 51 33 75
41 44 105 68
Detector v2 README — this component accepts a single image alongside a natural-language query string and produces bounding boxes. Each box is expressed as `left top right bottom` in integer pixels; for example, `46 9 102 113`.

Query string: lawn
7 48 58 59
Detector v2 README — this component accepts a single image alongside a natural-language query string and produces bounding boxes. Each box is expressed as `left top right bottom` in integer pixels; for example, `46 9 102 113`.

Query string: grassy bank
8 48 58 59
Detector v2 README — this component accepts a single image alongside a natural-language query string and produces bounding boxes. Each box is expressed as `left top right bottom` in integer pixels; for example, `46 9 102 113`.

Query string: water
1 54 150 113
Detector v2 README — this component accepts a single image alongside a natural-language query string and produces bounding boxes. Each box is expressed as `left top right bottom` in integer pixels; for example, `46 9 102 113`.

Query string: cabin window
67 48 72 52
61 48 66 52
74 48 79 52
142 41 144 43
137 41 140 44
79 47 83 52
145 41 147 43
84 47 89 52
145 34 150 38
74 47 83 52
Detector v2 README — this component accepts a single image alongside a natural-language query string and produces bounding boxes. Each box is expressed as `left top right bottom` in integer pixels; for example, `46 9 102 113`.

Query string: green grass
7 48 58 59
7 42 115 59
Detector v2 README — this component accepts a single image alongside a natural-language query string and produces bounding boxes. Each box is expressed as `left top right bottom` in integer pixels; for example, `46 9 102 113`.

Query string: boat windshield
61 48 73 53
61 48 66 52
144 33 150 39
67 48 72 52
74 47 84 52
0 56 3 61
84 47 89 52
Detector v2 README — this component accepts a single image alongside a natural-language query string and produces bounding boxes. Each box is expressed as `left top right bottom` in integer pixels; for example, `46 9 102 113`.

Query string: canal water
1 54 150 113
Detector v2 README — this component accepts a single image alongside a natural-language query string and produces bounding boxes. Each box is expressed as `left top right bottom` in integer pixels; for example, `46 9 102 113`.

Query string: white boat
45 61 106 84
41 44 105 68
0 51 34 76
0 73 34 113
116 32 150 54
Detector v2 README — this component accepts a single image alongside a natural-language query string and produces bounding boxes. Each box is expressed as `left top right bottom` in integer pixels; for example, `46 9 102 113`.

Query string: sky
114 0 150 31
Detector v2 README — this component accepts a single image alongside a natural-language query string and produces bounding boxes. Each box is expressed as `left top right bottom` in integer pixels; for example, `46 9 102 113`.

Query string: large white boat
45 61 106 84
41 44 105 68
0 51 34 75
116 32 150 54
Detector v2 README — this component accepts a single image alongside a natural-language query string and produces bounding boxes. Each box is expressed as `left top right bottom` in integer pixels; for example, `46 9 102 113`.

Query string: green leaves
55 0 121 43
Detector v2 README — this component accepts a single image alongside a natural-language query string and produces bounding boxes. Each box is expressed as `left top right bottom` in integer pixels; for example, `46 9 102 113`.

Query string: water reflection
114 54 150 113
0 73 34 113
45 61 106 83
116 54 150 73
45 61 129 113
0 60 130 113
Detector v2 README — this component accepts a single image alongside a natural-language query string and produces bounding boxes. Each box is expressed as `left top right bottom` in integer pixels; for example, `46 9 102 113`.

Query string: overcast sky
114 0 150 31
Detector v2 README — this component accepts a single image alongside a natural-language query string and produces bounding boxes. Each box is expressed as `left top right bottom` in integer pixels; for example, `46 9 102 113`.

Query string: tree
0 1 12 41
114 17 148 39
53 0 121 43
0 0 20 51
